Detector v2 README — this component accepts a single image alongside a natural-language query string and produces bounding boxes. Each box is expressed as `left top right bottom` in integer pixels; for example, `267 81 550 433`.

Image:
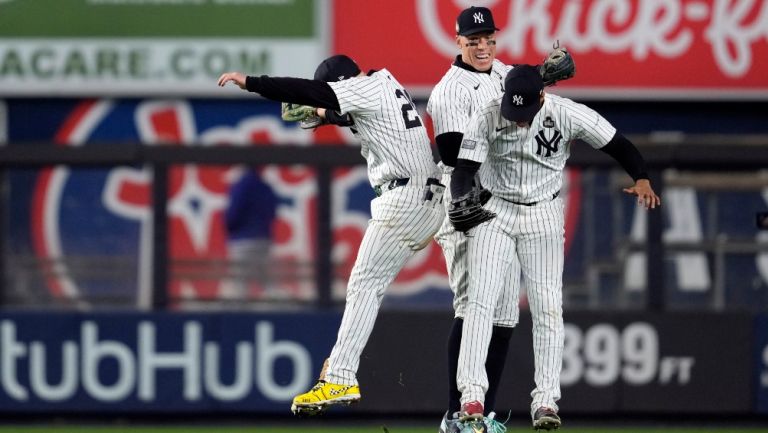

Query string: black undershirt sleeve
435 132 463 167
325 109 354 127
245 76 341 111
599 132 649 181
451 159 481 199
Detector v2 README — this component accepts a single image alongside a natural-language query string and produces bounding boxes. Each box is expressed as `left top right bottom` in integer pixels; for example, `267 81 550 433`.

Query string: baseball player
448 65 660 430
427 6 575 433
218 54 446 415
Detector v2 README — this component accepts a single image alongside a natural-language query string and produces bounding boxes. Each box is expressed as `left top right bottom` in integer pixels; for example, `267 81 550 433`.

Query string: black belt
504 190 560 206
374 177 441 197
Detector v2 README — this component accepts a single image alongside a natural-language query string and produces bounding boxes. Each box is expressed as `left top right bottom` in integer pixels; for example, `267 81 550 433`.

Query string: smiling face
457 31 497 72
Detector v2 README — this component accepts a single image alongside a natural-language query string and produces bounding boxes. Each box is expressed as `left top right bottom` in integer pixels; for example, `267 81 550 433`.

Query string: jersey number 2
395 89 422 129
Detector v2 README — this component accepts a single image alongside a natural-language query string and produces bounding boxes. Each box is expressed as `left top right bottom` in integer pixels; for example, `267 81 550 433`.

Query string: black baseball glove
448 189 496 233
540 42 575 87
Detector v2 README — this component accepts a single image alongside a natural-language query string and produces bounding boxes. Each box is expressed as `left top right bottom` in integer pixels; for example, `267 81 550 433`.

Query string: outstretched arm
600 133 661 209
217 72 341 111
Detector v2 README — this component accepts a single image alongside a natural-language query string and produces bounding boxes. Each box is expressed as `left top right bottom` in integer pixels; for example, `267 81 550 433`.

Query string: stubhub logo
0 319 312 404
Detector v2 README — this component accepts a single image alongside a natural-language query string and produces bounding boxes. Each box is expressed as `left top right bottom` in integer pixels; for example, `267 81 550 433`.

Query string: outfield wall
3 98 768 311
0 311 764 416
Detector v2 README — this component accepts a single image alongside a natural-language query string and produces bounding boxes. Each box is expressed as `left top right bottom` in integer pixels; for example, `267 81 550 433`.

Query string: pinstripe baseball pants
325 178 445 385
457 195 565 416
435 169 521 326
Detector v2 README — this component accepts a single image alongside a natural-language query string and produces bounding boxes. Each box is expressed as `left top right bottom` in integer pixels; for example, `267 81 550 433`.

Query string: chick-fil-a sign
335 0 768 99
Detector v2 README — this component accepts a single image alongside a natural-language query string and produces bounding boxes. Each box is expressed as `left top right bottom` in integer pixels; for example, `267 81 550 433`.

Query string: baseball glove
540 42 575 86
281 102 325 129
449 189 497 233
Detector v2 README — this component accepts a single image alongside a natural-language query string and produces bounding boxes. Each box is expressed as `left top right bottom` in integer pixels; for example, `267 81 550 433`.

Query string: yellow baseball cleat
290 380 361 415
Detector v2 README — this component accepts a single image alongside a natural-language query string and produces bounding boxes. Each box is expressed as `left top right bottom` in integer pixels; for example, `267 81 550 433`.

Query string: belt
503 190 560 206
373 177 442 197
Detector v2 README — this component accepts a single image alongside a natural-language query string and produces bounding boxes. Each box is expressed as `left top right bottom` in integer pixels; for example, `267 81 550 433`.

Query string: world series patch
461 139 476 149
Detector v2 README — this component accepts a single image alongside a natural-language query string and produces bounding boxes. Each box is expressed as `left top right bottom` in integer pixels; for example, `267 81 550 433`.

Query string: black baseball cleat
439 410 463 433
532 407 561 430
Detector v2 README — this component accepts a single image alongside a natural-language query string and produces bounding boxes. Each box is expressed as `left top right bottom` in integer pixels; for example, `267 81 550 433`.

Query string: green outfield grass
2 427 768 433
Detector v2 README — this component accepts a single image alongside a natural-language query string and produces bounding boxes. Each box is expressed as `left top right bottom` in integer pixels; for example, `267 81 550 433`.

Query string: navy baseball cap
456 6 499 36
501 65 544 123
314 55 361 82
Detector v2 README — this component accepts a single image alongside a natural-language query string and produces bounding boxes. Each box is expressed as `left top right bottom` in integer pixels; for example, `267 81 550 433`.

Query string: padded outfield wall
0 311 764 415
1 0 767 419
1 98 768 309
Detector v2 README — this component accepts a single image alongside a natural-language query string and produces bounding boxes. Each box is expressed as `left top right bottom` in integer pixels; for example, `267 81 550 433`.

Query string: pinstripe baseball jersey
308 68 446 391
329 69 439 187
455 90 619 415
427 59 511 138
427 58 521 327
458 93 617 203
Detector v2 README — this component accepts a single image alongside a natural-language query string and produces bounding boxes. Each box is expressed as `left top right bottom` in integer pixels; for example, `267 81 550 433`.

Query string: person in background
222 167 279 301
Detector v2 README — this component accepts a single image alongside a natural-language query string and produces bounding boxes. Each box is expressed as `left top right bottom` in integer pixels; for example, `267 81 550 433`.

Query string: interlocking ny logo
535 130 562 157
473 12 484 23
512 95 524 105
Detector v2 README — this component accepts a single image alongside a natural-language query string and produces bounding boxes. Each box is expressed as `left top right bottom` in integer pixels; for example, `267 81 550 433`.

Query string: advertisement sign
356 311 755 414
2 1 766 98
334 0 768 99
0 0 328 96
0 311 756 414
0 312 339 411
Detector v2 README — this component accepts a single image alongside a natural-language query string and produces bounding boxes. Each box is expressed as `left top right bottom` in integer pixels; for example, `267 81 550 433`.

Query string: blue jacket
225 172 278 241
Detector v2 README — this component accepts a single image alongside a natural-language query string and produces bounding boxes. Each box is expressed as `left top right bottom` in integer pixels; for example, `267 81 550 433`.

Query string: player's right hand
217 72 247 89
622 179 661 209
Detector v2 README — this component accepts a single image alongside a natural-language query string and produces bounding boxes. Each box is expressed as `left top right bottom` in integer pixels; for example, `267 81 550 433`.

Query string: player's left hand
217 72 247 89
623 179 661 209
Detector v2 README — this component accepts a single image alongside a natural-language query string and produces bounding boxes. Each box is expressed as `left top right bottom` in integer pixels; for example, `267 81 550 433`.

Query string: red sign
334 0 768 99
